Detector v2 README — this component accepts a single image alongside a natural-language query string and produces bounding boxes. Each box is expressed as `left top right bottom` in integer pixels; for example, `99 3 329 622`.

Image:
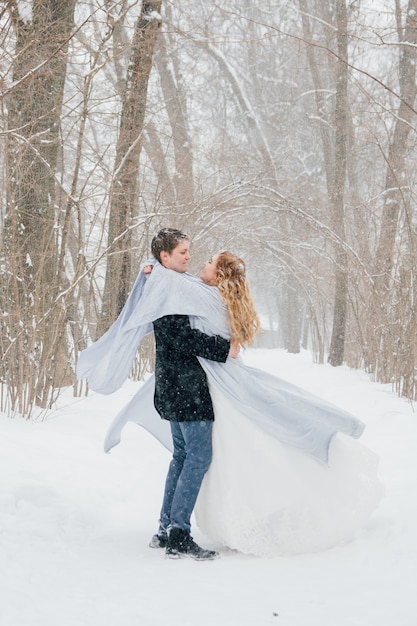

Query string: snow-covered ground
1 349 416 626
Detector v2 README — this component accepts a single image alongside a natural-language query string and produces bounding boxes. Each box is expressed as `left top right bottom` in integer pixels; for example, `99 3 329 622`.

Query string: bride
195 252 383 556
77 251 383 557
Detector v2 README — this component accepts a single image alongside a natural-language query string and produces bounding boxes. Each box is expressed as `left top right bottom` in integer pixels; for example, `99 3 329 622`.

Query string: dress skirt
195 384 384 557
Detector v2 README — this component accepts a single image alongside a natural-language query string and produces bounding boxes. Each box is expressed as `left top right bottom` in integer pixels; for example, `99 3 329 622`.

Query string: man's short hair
151 228 189 262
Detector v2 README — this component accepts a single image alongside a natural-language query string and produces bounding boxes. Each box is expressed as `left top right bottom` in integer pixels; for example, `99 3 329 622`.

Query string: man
148 228 239 560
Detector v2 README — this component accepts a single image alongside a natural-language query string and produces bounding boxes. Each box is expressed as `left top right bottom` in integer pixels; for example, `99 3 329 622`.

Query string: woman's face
200 253 220 285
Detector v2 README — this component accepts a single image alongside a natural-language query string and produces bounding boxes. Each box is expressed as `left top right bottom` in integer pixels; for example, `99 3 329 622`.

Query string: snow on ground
1 349 416 626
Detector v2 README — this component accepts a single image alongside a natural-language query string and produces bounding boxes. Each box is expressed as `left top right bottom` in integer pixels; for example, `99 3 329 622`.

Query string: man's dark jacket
153 314 230 421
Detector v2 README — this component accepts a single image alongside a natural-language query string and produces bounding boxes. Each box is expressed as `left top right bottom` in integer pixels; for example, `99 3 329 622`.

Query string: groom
148 228 239 560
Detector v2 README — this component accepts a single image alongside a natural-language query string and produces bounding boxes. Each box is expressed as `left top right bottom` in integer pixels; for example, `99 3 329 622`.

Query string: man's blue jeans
158 420 213 535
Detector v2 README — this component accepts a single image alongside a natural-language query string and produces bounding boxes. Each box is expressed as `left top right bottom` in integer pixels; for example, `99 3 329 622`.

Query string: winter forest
1 0 417 418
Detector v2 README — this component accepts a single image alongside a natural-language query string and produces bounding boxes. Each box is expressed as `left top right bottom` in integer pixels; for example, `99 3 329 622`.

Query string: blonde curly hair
214 252 261 347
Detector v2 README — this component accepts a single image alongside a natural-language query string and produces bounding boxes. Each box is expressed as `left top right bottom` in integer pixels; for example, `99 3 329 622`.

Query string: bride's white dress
195 384 384 557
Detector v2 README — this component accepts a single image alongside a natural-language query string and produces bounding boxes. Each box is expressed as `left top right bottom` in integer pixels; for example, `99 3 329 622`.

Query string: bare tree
327 0 349 366
99 1 162 334
369 0 417 382
154 27 194 209
1 0 77 413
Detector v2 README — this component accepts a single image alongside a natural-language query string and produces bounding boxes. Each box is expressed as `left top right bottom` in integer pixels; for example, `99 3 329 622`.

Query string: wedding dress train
195 384 384 557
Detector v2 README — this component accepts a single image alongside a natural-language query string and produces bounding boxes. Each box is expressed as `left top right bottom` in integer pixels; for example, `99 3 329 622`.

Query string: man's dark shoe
149 533 168 549
166 527 219 560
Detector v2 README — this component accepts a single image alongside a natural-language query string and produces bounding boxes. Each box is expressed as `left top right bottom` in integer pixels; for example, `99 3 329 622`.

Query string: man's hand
228 341 240 359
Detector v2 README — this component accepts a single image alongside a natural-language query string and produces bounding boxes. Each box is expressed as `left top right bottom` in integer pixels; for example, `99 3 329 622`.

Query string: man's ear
160 250 169 267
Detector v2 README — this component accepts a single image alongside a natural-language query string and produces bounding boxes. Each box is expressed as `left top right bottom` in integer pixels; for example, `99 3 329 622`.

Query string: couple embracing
77 228 383 560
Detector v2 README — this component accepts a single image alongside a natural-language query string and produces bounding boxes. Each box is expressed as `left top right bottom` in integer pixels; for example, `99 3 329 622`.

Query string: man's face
160 240 191 273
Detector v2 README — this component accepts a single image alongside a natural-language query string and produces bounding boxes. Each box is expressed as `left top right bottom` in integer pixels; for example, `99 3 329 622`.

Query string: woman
78 251 383 557
194 252 383 556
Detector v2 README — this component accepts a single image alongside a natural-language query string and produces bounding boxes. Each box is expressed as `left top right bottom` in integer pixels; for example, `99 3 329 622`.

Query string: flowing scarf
77 262 365 463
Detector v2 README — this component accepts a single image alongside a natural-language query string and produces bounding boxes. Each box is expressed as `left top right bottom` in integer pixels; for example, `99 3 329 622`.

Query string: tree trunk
284 275 302 354
155 31 194 208
5 0 75 289
300 0 349 366
1 0 76 413
373 0 417 287
328 0 349 366
370 0 417 381
99 1 162 334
